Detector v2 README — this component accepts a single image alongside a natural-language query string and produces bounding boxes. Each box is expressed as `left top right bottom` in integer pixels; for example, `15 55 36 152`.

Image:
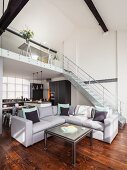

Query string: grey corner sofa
11 105 118 147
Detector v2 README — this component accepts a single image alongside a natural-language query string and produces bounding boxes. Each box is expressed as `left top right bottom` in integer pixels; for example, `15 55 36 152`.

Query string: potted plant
20 28 34 43
52 54 60 67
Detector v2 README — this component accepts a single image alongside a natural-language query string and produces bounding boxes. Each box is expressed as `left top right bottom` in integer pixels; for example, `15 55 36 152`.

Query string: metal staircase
63 56 121 112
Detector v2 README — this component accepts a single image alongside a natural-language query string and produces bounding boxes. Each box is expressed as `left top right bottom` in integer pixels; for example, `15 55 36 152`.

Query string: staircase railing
63 55 121 112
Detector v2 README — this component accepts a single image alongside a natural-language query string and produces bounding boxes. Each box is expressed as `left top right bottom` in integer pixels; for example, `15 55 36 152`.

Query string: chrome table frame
44 124 93 165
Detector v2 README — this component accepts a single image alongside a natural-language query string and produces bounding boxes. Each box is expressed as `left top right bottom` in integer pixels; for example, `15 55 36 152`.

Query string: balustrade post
67 59 69 72
88 77 90 89
89 77 90 85
120 101 122 114
103 88 105 106
77 66 78 80
63 56 65 70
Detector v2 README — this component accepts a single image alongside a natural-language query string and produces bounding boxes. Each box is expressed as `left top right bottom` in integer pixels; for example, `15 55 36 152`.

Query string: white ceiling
1 0 127 33
1 0 127 51
48 0 98 29
10 0 75 51
92 0 127 30
0 0 9 17
3 57 62 80
1 0 127 79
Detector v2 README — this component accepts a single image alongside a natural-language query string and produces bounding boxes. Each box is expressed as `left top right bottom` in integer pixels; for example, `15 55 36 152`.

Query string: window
2 83 7 99
2 92 7 99
8 84 15 91
16 84 22 91
8 92 15 99
2 77 30 99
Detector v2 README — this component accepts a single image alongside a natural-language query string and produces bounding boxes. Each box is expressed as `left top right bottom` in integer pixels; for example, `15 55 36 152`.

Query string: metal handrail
64 56 113 96
63 55 122 111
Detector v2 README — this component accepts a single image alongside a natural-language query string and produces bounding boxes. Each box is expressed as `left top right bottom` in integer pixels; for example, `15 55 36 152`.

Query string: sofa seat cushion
82 119 104 132
63 115 88 126
42 116 65 126
33 120 52 134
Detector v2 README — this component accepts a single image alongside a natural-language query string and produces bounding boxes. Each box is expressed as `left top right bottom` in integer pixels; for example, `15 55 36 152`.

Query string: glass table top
46 123 92 141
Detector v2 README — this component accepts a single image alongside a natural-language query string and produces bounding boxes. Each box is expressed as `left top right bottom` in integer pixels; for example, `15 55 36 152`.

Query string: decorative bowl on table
61 125 78 133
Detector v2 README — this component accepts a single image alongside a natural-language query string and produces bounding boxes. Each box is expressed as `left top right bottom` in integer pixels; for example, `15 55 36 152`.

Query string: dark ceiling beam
84 0 108 32
3 0 5 14
0 0 29 36
6 28 57 53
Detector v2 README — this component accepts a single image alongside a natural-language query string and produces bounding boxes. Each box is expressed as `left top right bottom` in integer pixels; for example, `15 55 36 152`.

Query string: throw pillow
95 106 112 117
58 103 69 114
91 107 96 118
22 107 39 118
60 107 69 116
25 110 40 123
74 105 89 117
69 106 75 115
86 106 94 118
93 110 108 123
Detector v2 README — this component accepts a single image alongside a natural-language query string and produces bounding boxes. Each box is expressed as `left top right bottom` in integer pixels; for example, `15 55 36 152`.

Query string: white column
0 57 3 134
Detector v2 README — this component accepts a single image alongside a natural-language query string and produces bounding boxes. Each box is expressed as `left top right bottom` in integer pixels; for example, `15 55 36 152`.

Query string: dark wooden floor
0 125 127 170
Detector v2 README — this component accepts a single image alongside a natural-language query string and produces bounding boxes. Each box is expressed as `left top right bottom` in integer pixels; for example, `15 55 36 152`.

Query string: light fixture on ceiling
40 71 43 90
32 73 35 90
36 72 39 90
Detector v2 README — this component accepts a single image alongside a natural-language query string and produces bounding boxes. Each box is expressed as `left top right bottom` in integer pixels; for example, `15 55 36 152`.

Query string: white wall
0 57 3 134
63 28 117 106
64 28 116 79
71 85 92 106
117 31 127 119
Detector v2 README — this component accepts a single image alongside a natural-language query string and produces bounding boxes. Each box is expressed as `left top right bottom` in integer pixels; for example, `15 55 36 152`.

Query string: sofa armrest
104 114 118 143
11 116 33 147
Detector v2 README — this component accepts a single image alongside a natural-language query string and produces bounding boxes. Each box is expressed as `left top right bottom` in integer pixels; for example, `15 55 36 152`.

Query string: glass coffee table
44 123 93 165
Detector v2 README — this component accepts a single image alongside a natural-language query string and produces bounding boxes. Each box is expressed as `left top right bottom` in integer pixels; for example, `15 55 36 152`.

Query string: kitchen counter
24 102 52 107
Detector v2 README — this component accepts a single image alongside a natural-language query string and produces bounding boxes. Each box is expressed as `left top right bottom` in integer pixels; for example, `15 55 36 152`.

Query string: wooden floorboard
0 125 127 170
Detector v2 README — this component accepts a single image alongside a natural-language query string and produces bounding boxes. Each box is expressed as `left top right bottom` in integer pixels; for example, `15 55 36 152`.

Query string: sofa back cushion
38 106 53 119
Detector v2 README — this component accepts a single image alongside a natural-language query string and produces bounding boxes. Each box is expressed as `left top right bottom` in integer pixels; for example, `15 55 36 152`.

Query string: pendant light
32 73 35 90
36 72 39 90
40 71 43 90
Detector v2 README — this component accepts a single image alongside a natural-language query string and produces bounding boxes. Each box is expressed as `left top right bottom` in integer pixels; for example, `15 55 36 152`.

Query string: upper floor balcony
0 27 64 74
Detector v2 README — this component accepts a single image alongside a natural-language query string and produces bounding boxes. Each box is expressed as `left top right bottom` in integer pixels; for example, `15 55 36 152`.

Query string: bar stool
2 112 12 127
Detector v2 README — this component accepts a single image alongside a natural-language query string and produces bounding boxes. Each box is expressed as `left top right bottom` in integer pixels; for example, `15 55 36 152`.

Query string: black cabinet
49 80 71 105
30 83 43 100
